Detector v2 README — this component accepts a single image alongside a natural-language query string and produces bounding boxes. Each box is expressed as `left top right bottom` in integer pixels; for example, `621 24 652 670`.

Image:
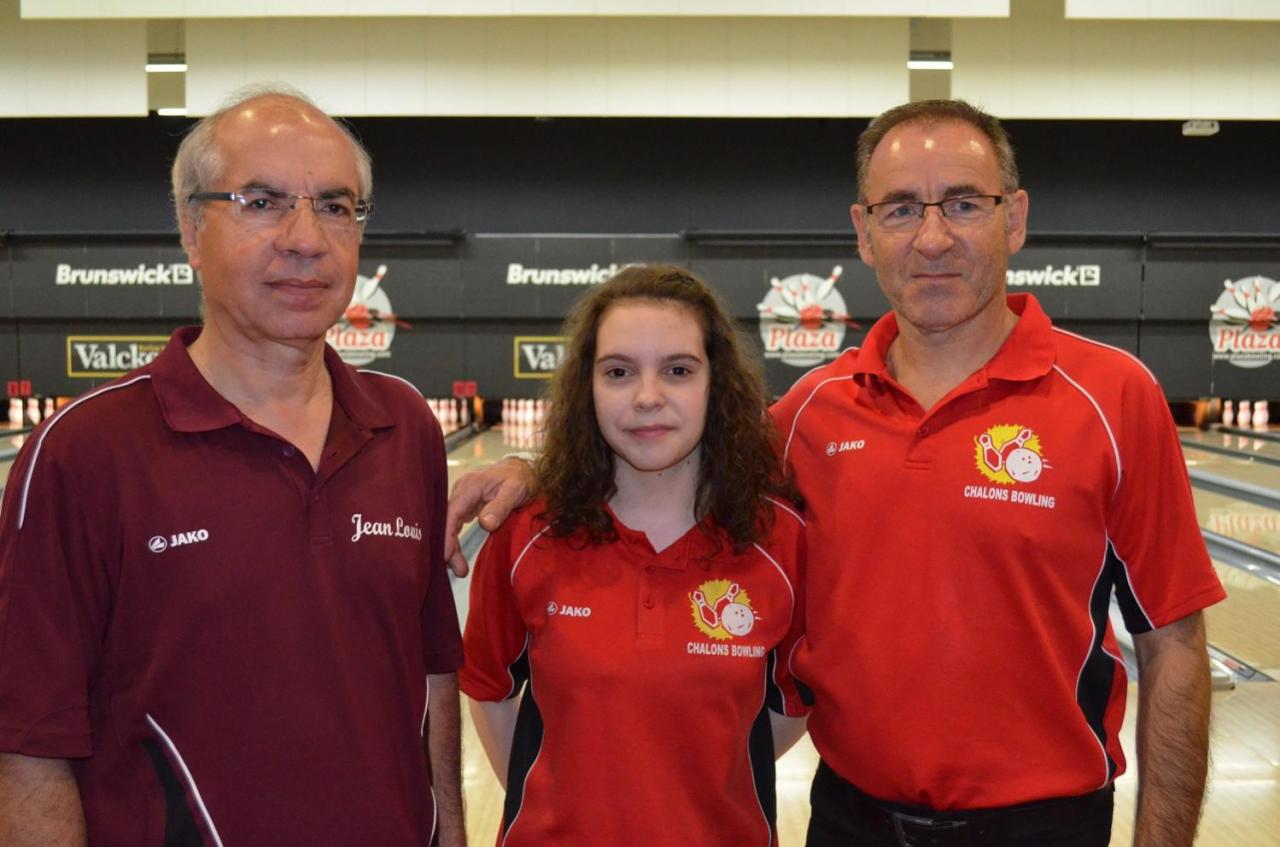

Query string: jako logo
148 529 210 553
548 602 591 618
825 439 866 456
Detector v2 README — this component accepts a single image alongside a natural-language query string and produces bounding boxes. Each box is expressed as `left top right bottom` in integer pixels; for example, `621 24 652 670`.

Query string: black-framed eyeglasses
864 194 1005 231
188 187 373 232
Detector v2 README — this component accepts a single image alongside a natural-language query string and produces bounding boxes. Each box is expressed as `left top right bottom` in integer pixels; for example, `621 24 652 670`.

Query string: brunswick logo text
56 263 193 286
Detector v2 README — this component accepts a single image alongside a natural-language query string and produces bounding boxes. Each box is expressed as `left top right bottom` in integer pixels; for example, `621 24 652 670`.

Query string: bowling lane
446 426 514 847
0 435 26 499
1183 442 1280 495
1110 683 1280 847
1206 560 1280 678
445 426 510 491
1183 429 1280 466
1194 488 1280 554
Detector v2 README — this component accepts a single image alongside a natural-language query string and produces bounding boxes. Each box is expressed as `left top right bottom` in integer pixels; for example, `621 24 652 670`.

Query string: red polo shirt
773 294 1224 810
0 327 462 846
461 500 808 846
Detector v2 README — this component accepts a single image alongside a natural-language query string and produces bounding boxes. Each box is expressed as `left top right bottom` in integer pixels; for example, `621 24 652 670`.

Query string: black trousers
806 760 1114 847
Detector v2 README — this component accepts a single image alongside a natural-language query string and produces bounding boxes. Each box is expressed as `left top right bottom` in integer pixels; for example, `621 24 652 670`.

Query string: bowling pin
26 398 40 425
1222 399 1234 428
1254 400 1269 432
43 397 54 420
1238 401 1251 429
7 398 22 426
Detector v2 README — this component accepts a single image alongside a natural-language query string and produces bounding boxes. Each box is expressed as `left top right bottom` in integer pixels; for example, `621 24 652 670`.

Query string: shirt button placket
637 558 663 641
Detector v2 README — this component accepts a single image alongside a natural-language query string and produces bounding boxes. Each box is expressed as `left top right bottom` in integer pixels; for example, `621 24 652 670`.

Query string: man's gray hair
170 82 374 232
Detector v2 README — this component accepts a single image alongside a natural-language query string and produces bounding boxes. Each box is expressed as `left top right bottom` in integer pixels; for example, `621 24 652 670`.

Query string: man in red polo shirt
446 100 1224 847
0 87 465 846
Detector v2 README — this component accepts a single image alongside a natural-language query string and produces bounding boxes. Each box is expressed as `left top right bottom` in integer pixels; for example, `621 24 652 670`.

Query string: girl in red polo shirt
461 264 809 847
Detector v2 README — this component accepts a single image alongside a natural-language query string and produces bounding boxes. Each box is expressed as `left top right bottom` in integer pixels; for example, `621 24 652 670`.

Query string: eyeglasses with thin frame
188 187 373 233
864 194 1005 232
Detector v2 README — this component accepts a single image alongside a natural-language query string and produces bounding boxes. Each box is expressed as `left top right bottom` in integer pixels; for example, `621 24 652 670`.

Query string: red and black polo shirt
774 294 1225 810
461 500 808 846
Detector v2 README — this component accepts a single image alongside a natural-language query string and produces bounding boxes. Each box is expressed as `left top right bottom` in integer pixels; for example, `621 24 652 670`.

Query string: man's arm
443 458 534 577
1131 611 1212 847
0 753 86 847
427 673 466 847
468 696 520 790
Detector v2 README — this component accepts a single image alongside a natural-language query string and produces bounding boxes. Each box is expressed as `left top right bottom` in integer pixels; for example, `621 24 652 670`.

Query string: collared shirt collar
604 502 728 569
851 293 1056 387
149 326 397 434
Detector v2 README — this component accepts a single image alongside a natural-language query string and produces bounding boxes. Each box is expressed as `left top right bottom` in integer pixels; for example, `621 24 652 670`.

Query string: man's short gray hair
170 82 374 232
855 99 1019 203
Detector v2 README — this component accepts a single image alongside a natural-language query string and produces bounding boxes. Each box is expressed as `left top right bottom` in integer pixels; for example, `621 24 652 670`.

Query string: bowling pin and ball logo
690 579 758 640
1208 275 1280 369
327 264 411 366
974 425 1049 485
756 266 856 368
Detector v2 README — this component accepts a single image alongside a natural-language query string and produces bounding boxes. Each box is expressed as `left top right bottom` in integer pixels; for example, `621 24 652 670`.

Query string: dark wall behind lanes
1 117 1276 235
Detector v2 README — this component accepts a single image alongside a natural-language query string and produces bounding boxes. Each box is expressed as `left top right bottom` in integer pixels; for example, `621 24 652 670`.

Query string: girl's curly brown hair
534 264 796 552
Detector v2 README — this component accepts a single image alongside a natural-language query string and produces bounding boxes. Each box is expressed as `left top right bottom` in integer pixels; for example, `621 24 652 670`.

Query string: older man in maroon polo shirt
0 88 465 846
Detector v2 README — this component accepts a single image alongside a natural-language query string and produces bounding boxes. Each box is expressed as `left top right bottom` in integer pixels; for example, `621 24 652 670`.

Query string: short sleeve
459 517 532 702
0 434 110 758
1107 371 1226 632
421 417 463 674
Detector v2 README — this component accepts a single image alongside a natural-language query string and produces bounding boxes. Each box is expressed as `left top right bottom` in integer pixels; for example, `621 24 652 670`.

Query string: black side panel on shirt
505 637 531 700
748 703 779 839
1075 542 1124 783
142 738 205 847
1111 542 1155 634
503 682 545 836
763 649 784 713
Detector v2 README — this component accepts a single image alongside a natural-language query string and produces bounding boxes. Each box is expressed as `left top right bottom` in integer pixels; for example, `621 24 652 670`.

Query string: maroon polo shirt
0 327 462 846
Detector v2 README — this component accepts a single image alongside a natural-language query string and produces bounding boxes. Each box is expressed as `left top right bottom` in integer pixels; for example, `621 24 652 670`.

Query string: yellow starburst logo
690 579 758 640
973 424 1049 485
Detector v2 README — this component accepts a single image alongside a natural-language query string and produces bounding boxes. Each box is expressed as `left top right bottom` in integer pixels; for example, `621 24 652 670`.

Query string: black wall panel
0 321 17 389
9 242 197 319
0 116 1277 400
1144 246 1280 320
3 117 1278 235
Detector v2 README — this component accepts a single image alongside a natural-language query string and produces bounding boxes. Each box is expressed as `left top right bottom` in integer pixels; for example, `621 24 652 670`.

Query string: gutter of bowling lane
1182 439 1280 472
1186 468 1280 512
1215 424 1280 445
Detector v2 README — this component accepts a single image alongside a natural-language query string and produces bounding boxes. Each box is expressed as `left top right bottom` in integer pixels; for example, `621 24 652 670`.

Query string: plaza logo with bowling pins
1208 275 1280 369
327 264 411 366
755 266 855 368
